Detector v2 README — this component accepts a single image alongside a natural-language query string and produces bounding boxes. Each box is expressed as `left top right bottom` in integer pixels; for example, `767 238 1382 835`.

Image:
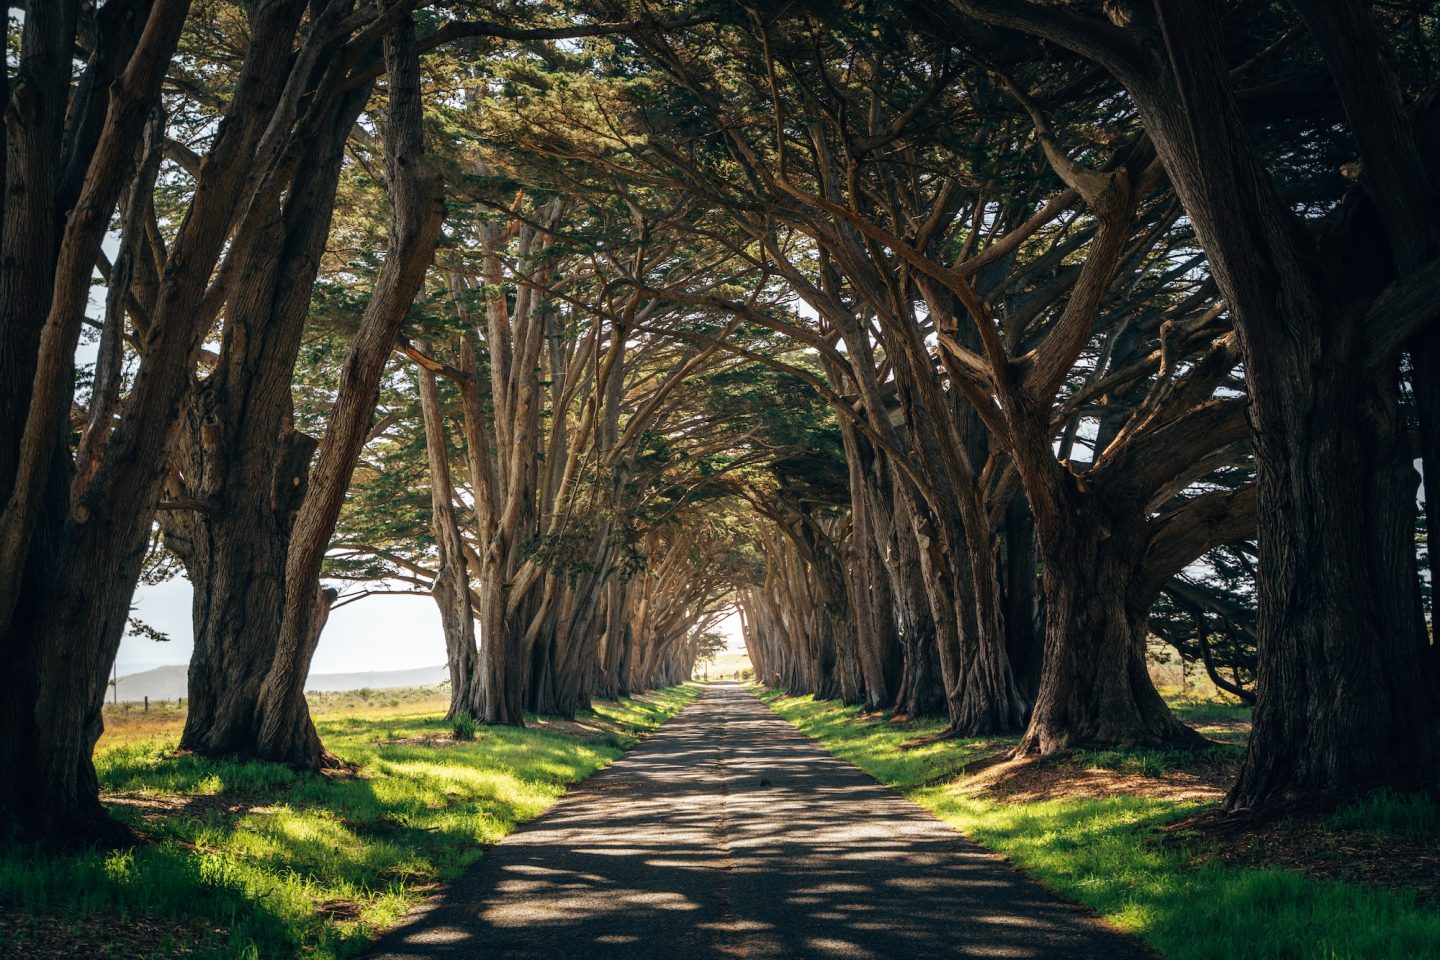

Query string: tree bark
164 68 370 758
254 10 445 766
1002 492 1043 699
0 0 208 845
949 0 1440 804
416 346 484 721
1141 0 1440 810
1019 489 1203 754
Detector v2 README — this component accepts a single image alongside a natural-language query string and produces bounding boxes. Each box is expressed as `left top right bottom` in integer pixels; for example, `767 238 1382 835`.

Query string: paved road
367 682 1150 960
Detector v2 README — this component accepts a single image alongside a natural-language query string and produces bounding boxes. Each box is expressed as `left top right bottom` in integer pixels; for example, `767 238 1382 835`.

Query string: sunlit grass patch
0 682 700 959
761 689 1440 960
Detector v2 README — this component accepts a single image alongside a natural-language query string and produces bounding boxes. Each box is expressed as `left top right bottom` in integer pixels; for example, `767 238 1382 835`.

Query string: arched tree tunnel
1 3 1437 924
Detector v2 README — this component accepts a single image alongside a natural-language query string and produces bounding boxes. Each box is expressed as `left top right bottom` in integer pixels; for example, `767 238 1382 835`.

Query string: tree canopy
1 0 1438 846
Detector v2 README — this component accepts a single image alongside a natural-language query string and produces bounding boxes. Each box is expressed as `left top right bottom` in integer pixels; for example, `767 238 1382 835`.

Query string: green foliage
450 715 478 741
690 631 728 668
759 690 1440 960
0 685 700 959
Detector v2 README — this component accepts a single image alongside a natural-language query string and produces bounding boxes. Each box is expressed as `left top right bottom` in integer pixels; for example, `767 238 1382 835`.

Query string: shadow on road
365 682 1149 960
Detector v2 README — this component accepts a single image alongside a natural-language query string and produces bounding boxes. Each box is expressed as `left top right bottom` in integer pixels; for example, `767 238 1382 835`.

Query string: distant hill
304 665 448 693
112 664 448 702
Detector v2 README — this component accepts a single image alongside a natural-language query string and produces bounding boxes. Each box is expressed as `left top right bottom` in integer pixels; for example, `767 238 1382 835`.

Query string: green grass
1169 698 1252 728
0 683 700 959
758 688 1440 960
1070 744 1242 777
1329 789 1440 839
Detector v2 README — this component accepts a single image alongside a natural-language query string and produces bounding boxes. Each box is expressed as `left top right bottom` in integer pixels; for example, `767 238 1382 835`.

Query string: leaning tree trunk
0 0 256 845
253 12 445 766
0 0 99 839
166 67 370 757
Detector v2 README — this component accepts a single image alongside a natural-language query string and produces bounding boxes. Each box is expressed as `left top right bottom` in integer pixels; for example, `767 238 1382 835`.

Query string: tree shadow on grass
1 688 700 959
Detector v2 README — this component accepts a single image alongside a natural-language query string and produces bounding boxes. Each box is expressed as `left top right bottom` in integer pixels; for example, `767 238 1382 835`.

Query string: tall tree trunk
1413 338 1440 681
0 0 222 845
416 347 484 721
253 12 445 766
888 488 946 718
947 0 1440 807
0 0 87 841
165 69 370 757
836 415 900 710
1139 0 1440 810
1002 492 1043 699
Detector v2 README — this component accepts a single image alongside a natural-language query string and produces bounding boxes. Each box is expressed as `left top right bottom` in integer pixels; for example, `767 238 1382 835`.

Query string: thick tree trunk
0 0 94 826
888 492 946 718
0 0 243 845
1226 354 1436 809
597 579 634 698
837 418 898 710
0 446 127 845
848 484 900 710
164 64 370 758
950 0 1440 812
1019 489 1201 754
167 426 316 755
886 317 1026 734
250 585 336 768
476 577 528 725
951 482 1029 734
1140 0 1440 809
1413 338 1440 681
434 570 483 720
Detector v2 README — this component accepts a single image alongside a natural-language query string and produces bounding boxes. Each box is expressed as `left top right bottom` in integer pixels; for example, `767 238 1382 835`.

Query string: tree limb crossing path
368 683 1151 959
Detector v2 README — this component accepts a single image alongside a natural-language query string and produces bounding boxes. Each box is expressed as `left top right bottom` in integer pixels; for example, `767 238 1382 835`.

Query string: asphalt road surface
366 681 1151 960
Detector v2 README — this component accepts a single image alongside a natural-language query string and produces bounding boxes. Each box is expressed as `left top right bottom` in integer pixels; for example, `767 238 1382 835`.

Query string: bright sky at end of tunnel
116 578 748 677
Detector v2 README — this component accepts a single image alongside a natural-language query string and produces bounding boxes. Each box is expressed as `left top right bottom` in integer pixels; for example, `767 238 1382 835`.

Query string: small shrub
451 715 479 741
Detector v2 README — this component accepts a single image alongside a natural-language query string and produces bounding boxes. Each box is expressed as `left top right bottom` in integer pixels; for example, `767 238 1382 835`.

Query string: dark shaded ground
0 910 219 958
365 682 1152 960
1174 816 1440 906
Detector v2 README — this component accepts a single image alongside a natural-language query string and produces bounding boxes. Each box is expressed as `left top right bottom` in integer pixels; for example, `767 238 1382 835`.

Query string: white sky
117 577 747 677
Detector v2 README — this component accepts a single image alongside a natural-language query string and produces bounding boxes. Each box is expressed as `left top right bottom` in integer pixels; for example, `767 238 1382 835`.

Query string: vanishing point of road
367 682 1150 960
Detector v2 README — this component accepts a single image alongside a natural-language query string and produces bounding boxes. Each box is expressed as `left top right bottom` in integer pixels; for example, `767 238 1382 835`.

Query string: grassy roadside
0 683 701 959
757 688 1440 960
